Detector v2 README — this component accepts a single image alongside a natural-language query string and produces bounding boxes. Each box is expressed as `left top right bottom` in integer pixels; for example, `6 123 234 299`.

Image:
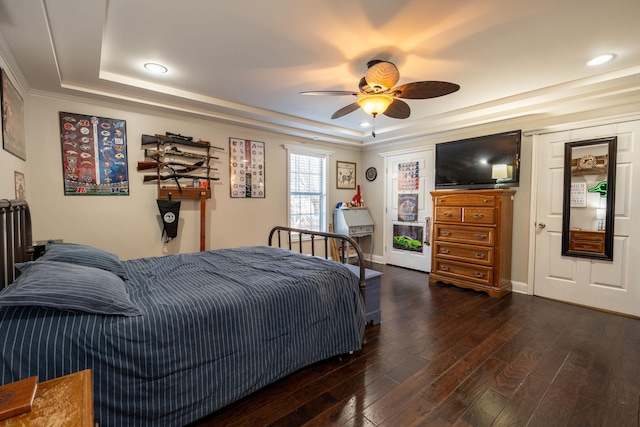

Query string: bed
0 200 366 426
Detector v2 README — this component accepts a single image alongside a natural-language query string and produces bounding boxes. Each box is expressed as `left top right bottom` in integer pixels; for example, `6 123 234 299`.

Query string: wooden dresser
429 189 515 297
0 370 94 426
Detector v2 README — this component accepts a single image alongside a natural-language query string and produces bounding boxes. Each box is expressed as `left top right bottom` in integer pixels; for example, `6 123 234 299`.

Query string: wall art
1 68 26 160
59 112 129 195
336 161 356 189
14 171 25 200
229 137 265 198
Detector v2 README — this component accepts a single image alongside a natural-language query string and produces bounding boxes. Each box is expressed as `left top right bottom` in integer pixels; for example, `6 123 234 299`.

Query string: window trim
285 145 333 233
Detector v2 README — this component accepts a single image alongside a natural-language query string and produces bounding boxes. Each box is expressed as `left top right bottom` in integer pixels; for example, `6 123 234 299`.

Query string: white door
383 148 434 272
533 120 640 317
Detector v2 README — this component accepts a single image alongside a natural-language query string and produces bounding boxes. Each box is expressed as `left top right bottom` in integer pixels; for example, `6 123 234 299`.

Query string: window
287 147 330 232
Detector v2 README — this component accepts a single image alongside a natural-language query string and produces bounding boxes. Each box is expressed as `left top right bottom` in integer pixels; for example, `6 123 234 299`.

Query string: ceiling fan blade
300 91 359 96
331 103 361 119
390 81 460 99
364 61 399 92
383 99 410 119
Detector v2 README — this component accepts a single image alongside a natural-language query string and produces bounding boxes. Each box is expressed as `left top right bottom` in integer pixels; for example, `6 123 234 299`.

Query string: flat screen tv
435 130 521 190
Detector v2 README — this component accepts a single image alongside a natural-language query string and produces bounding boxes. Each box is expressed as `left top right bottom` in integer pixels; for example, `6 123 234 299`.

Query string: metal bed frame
0 199 33 290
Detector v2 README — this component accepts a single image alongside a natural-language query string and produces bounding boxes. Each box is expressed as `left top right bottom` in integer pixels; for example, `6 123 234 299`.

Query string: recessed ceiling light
587 54 615 66
144 62 168 74
360 122 371 128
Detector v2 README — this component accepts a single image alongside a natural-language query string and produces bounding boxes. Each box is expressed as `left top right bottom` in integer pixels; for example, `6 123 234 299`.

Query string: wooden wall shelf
158 187 211 200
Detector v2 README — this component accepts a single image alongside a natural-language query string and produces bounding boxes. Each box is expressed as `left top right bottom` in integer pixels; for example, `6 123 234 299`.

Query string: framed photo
14 171 25 200
1 68 26 160
336 161 356 189
229 137 265 198
59 112 129 195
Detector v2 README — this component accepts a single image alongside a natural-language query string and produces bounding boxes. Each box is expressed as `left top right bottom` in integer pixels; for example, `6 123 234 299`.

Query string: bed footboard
268 226 366 299
0 199 33 290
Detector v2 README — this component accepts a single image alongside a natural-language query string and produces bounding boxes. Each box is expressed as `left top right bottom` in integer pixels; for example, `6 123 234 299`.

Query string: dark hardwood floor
193 264 640 426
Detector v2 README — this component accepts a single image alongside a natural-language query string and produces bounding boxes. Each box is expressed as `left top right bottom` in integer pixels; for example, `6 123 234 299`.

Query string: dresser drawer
435 207 461 222
433 241 493 266
433 260 494 286
462 207 495 225
433 224 495 246
434 193 496 207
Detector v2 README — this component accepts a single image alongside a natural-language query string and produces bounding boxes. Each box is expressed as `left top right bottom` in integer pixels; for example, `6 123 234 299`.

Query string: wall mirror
562 136 617 260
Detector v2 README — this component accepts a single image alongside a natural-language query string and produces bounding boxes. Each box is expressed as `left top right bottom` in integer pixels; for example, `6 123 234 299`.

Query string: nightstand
32 239 63 260
0 369 94 426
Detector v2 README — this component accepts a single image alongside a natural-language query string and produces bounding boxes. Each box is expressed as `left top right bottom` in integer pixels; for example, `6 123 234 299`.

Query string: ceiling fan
301 60 460 133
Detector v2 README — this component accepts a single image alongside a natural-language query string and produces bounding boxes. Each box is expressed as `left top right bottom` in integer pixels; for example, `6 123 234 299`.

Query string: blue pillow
0 261 143 316
39 242 128 279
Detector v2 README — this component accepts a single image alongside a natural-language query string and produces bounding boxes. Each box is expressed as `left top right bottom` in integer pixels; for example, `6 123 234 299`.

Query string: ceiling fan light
357 94 393 116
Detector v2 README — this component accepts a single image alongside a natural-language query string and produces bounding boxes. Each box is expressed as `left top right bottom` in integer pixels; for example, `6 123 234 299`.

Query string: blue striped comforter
0 246 365 426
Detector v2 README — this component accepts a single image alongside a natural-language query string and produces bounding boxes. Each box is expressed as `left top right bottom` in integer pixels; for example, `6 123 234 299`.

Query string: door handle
538 223 546 229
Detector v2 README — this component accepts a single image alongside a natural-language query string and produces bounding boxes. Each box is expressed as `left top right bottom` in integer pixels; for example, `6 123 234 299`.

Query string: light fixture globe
357 94 393 116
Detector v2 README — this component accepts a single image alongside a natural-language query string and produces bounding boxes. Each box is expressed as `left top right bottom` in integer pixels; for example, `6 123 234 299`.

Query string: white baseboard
511 280 529 295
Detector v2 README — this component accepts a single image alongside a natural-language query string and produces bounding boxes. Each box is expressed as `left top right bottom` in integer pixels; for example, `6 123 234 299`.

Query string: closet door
383 148 434 272
533 121 640 316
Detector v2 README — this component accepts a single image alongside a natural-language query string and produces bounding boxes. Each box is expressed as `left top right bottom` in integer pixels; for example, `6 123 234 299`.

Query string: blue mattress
0 246 365 426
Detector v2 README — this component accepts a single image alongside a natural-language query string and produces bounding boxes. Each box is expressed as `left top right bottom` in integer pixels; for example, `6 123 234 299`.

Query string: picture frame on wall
336 161 356 189
229 137 265 198
14 171 25 200
59 112 129 196
1 68 26 160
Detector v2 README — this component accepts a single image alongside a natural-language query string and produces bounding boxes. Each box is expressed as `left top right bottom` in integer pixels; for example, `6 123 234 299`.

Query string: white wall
22 94 362 260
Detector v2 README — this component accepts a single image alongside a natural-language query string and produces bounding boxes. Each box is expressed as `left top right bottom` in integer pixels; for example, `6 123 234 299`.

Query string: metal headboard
0 199 33 290
268 226 366 299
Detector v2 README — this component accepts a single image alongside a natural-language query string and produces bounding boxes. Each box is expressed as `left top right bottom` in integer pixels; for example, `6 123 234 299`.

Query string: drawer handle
472 213 484 219
474 233 488 240
441 231 452 237
474 253 486 259
484 199 490 203
441 266 450 271
474 272 485 278
441 248 450 254
443 212 453 217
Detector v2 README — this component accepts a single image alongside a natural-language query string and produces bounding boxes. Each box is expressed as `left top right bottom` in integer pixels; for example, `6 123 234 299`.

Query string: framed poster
398 194 418 222
59 112 129 195
392 224 424 253
336 161 356 189
1 68 26 160
14 171 25 200
229 137 265 198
